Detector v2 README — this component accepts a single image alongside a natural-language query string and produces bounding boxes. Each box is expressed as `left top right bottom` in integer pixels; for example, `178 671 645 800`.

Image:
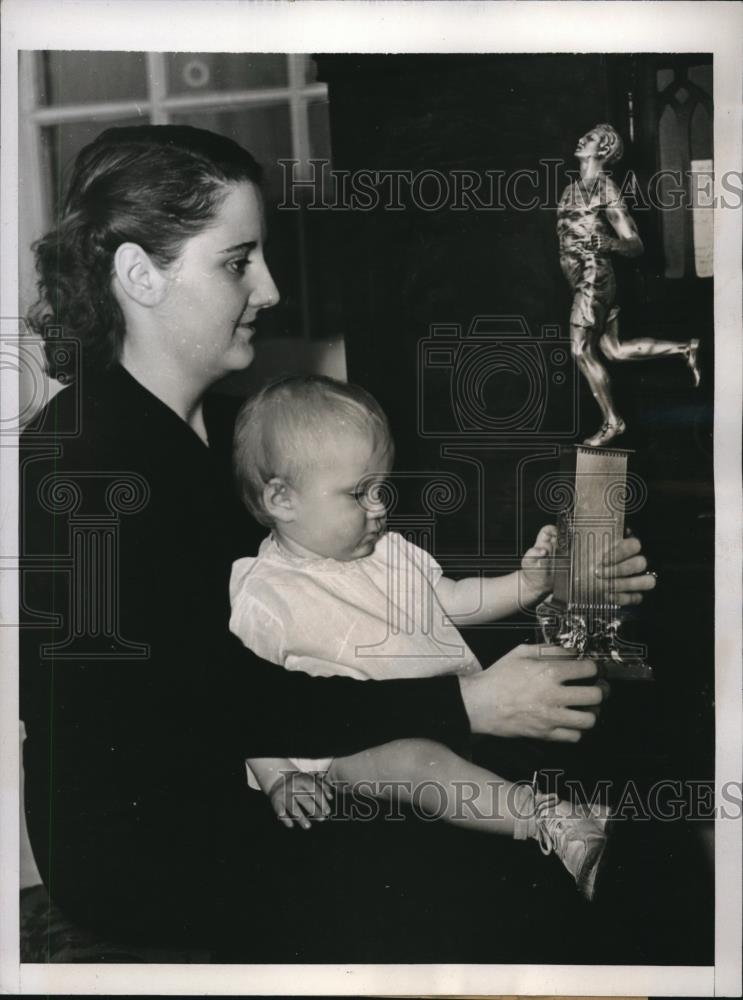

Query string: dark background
313 52 715 964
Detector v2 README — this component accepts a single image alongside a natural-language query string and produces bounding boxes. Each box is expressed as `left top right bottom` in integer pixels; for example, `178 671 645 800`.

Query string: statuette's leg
598 308 702 388
685 338 702 388
583 418 627 448
570 320 626 446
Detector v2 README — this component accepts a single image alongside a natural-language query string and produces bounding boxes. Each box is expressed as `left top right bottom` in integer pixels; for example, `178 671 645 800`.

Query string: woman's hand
268 770 334 830
595 532 657 606
459 644 605 742
520 524 558 604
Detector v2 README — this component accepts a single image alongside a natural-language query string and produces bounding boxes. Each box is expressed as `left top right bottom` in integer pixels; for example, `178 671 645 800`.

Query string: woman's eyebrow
217 241 257 254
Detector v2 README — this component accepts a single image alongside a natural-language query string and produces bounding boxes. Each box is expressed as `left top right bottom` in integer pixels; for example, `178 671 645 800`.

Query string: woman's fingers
547 727 582 743
601 535 642 565
597 553 647 578
561 683 604 707
551 706 599 730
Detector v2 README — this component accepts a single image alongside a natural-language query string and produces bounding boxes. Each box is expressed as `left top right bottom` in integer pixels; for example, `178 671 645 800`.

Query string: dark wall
316 53 714 781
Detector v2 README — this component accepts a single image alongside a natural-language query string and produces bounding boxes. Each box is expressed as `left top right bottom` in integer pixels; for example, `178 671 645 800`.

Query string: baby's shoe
514 777 611 902
532 793 610 901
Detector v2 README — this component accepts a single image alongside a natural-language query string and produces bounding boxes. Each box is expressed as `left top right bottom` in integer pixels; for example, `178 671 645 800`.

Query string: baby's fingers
287 801 313 830
271 800 295 829
300 783 332 822
534 525 558 551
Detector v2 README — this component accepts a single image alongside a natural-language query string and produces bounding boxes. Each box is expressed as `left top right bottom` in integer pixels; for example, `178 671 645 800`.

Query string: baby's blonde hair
233 374 394 527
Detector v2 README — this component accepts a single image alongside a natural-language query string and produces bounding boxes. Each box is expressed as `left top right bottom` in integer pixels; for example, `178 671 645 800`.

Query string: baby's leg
327 738 525 836
327 739 611 900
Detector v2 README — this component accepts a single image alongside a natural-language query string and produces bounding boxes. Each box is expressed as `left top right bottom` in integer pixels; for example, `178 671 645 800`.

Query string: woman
21 125 654 959
558 123 701 447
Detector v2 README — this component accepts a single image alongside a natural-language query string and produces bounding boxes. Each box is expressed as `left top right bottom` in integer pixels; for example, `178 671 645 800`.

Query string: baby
230 374 610 900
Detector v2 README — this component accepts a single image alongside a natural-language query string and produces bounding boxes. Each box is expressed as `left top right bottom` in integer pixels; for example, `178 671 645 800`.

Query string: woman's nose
250 261 280 310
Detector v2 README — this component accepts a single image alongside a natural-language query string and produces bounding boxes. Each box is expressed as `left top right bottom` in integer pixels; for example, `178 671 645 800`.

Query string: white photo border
1 1 741 995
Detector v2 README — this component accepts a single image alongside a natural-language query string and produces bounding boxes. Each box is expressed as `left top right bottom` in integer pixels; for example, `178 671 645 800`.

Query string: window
654 59 713 279
19 50 335 341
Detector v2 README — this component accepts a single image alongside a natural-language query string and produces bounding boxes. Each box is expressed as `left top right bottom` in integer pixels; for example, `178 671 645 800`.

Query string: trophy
536 444 652 680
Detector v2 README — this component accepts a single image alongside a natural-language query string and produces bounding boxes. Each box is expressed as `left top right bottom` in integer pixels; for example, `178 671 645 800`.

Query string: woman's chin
225 341 255 371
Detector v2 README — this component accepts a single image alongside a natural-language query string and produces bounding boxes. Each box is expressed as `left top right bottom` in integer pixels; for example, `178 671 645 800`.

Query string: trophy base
536 598 654 682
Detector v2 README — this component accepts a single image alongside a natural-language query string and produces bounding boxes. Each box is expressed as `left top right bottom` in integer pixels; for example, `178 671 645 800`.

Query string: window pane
688 63 712 99
166 53 287 95
308 98 332 161
43 116 149 216
658 104 686 278
690 102 712 162
38 51 148 106
171 105 292 204
305 55 320 84
656 68 674 92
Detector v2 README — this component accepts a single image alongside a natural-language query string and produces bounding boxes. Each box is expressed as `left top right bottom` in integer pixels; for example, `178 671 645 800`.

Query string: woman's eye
227 257 250 276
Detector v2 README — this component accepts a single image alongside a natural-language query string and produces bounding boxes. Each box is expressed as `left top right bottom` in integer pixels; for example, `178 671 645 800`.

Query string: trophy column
537 445 652 680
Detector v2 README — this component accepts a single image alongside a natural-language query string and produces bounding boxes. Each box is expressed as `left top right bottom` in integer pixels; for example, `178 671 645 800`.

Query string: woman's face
156 181 279 381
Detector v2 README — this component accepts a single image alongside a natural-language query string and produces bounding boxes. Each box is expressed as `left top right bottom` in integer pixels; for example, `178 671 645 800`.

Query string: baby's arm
435 525 557 625
248 757 333 830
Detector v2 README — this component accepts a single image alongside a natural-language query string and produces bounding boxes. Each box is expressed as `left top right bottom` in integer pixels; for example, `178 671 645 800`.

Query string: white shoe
533 792 610 902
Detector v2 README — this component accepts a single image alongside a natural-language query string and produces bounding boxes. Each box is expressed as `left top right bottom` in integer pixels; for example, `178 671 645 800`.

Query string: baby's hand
520 525 558 603
268 770 334 830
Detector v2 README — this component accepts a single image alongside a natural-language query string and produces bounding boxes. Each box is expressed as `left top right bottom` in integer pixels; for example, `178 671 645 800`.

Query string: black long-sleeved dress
20 364 470 953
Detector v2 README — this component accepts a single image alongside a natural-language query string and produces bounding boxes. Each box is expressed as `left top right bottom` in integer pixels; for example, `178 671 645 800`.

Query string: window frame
19 50 328 338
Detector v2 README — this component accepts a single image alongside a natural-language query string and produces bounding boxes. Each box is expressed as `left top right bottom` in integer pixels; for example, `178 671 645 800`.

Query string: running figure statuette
557 123 701 448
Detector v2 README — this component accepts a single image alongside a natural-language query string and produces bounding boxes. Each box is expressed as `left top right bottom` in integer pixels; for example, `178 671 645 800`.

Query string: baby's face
281 429 392 561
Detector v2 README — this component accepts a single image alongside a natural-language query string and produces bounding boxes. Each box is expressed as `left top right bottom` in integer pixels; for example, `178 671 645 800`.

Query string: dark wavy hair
27 124 263 380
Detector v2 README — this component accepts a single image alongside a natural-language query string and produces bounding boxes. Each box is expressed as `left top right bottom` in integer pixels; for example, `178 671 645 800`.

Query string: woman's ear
263 477 296 523
113 242 168 307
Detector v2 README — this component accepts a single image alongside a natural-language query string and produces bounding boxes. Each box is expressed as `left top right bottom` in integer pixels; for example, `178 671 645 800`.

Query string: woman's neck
119 345 211 444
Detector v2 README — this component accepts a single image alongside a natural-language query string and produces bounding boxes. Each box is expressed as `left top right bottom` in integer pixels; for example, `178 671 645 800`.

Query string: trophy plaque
536 445 652 680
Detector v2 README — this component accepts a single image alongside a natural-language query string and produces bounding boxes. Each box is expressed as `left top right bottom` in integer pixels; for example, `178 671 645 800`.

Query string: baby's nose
366 499 386 518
